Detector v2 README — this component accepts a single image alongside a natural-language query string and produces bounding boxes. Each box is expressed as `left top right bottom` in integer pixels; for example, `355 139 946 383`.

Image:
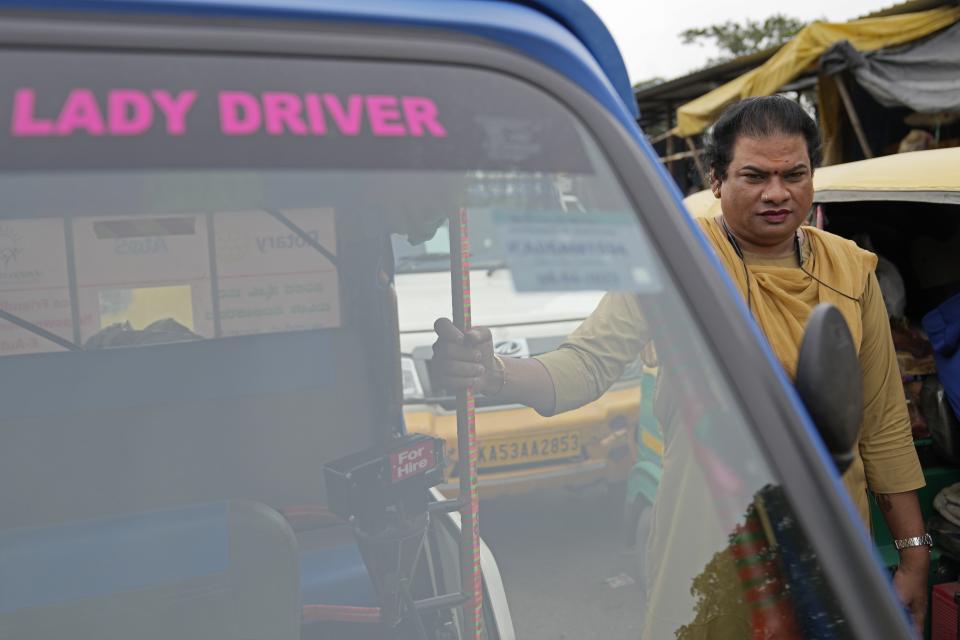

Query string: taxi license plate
477 432 581 469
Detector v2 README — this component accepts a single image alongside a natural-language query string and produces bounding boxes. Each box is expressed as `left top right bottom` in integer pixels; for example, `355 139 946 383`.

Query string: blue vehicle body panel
0 503 229 613
0 0 865 568
0 0 636 114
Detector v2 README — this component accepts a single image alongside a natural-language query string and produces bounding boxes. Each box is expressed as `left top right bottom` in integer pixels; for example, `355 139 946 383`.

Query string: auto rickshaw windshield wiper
395 252 452 273
0 307 82 351
483 260 508 276
394 255 509 275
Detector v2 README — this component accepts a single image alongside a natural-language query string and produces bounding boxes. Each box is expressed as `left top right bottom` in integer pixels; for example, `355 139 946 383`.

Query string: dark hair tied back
703 95 821 183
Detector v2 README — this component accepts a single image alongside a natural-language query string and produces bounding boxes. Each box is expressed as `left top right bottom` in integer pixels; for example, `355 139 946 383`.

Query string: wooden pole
666 134 675 178
648 129 673 145
660 148 704 164
834 75 874 159
666 104 676 180
686 137 709 188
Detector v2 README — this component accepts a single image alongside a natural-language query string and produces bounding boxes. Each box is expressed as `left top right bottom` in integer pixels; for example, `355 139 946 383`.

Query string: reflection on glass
98 285 195 330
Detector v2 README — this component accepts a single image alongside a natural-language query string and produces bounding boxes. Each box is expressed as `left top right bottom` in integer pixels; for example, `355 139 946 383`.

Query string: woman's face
713 133 814 255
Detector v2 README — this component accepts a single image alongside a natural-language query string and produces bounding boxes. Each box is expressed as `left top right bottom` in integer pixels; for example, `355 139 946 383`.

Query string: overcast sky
583 0 895 83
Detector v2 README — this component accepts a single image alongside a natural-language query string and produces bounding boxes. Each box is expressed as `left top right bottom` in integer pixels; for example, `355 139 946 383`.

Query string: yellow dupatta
642 218 882 639
697 216 877 378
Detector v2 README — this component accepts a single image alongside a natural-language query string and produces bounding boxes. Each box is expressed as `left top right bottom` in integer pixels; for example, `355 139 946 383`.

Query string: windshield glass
0 46 854 640
391 173 579 273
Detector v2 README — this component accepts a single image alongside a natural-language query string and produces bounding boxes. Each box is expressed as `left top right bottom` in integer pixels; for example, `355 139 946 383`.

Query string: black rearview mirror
795 304 863 474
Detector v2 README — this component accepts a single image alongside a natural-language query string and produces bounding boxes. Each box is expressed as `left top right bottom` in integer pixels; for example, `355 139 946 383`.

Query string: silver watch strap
893 533 933 550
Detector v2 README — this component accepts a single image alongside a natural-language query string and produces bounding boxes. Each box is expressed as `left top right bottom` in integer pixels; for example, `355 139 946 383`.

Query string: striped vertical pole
449 208 483 639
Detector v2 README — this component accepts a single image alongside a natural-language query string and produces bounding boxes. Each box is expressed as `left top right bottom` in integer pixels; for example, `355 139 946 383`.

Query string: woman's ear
710 171 721 199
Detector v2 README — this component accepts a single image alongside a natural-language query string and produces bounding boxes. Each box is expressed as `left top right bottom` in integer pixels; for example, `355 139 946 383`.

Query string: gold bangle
488 354 507 396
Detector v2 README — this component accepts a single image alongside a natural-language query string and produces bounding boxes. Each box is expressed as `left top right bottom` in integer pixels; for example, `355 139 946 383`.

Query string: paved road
478 485 647 640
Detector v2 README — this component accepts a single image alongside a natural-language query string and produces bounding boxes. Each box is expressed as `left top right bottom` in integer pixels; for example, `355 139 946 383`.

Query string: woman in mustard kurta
533 220 924 638
431 96 928 635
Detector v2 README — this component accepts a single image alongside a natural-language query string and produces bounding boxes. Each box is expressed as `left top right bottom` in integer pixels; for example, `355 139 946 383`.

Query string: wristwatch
893 533 933 550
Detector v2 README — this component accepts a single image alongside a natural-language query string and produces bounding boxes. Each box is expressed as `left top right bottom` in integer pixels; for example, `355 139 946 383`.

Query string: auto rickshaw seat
0 326 388 634
0 499 301 640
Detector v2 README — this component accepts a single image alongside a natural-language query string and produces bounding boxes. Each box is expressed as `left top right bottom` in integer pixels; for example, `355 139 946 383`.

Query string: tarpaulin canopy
674 5 960 137
820 20 960 114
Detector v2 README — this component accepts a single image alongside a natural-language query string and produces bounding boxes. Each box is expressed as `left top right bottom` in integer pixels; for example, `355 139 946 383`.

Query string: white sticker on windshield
494 211 660 293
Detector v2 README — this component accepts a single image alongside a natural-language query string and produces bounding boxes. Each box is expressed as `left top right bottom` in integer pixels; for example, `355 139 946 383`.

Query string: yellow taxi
395 213 641 499
403 379 639 499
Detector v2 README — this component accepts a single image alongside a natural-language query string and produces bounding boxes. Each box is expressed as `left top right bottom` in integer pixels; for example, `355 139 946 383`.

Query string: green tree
680 14 807 65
